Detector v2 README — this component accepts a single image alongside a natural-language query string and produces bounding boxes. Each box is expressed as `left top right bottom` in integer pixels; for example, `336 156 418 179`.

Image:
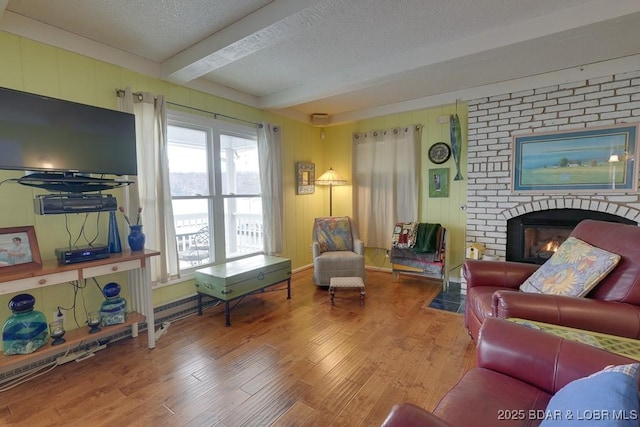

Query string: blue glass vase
100 282 127 326
2 293 48 355
128 225 145 251
108 211 122 253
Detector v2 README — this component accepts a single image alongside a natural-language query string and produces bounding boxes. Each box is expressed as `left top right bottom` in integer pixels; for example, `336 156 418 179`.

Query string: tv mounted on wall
0 87 137 192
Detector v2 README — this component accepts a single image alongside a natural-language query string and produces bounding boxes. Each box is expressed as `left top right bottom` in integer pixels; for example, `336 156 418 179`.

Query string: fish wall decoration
450 114 463 181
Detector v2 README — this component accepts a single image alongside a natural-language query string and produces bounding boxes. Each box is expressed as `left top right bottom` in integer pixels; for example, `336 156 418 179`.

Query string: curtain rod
115 89 260 127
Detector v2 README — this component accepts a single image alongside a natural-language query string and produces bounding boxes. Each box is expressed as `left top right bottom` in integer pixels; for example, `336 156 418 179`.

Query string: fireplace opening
506 209 636 264
523 225 571 263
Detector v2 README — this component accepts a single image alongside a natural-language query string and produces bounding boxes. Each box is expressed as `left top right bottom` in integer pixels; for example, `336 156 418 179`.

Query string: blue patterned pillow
541 363 640 426
519 237 621 297
315 217 354 252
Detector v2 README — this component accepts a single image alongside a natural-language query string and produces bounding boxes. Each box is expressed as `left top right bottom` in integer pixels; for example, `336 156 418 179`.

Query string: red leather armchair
381 318 636 427
464 219 640 341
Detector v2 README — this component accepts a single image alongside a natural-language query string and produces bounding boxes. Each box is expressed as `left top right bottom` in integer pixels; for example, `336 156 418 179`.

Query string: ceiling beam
161 0 344 84
259 0 640 110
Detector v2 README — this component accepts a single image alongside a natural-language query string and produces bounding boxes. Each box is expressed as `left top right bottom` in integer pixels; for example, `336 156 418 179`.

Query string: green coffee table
195 255 291 326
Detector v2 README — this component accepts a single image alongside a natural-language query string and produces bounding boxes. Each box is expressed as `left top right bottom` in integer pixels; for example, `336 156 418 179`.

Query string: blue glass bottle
100 282 127 326
2 294 48 355
108 211 122 253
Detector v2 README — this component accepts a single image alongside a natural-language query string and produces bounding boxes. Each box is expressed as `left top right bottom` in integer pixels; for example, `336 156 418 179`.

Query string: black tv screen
0 87 137 176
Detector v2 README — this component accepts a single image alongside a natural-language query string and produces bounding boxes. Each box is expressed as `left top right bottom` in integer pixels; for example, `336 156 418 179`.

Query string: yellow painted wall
322 105 468 275
0 30 467 333
0 31 324 330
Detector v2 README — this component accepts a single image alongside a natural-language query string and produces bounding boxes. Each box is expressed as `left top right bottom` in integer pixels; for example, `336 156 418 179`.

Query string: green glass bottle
2 294 48 355
99 282 127 326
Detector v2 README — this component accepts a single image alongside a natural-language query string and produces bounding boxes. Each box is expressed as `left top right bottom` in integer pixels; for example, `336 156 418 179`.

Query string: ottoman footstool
329 276 365 305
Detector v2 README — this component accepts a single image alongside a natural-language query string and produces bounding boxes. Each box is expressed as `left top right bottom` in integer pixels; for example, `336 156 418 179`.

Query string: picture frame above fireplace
512 124 639 193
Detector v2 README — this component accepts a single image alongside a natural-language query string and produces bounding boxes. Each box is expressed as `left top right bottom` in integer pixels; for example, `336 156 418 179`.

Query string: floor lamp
315 167 347 216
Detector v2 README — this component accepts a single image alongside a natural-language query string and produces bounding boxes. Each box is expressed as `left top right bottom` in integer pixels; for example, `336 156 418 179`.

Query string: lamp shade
608 154 620 162
315 167 347 186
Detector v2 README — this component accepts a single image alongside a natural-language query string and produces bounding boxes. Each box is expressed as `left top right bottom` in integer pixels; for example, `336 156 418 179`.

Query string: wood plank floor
0 268 476 427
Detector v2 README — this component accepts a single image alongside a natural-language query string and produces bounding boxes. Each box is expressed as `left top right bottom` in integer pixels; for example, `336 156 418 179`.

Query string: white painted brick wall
466 69 640 259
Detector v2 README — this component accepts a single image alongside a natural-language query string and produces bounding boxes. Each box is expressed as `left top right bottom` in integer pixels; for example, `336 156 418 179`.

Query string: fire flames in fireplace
544 239 560 253
524 227 571 262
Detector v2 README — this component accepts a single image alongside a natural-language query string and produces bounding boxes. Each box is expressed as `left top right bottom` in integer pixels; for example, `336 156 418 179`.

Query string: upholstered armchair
464 219 640 341
312 216 365 286
382 318 638 427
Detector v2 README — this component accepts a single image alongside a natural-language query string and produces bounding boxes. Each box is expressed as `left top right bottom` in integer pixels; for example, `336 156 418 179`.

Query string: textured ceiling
2 0 640 124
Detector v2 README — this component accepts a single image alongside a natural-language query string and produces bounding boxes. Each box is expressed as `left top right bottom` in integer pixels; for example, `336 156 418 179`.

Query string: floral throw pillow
519 237 621 297
315 217 354 252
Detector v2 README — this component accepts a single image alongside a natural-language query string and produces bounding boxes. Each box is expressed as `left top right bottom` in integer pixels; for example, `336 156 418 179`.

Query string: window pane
224 197 262 258
219 134 260 196
174 198 212 268
168 125 210 196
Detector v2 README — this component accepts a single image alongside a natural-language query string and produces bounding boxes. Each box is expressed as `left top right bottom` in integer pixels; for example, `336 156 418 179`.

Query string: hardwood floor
0 269 476 427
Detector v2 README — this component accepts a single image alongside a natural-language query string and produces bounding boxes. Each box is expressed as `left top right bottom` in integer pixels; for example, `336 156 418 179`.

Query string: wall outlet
52 309 66 326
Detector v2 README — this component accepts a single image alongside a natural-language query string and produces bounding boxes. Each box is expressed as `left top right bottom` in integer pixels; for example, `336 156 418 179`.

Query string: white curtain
353 125 421 249
257 123 284 255
118 87 179 283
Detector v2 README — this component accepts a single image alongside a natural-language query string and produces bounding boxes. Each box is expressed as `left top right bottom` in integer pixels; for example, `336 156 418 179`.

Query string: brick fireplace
465 70 640 260
506 208 636 264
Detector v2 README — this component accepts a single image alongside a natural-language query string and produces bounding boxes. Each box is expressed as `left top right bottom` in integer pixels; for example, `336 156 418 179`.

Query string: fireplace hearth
506 209 636 264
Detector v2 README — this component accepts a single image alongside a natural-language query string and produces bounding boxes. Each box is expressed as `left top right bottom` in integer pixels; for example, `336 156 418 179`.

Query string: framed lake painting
512 124 639 193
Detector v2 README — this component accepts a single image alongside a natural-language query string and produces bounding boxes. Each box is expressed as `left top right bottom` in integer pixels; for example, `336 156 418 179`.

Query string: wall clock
428 142 451 164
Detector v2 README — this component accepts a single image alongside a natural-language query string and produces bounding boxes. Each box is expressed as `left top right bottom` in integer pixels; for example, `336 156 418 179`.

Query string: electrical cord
0 344 73 393
0 178 20 187
0 360 58 392
71 213 91 248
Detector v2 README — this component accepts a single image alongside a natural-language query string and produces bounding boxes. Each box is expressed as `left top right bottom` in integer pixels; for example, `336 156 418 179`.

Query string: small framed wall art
429 168 449 198
296 162 315 194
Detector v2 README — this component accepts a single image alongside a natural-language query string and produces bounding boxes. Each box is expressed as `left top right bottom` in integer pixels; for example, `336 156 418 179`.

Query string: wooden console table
0 249 160 372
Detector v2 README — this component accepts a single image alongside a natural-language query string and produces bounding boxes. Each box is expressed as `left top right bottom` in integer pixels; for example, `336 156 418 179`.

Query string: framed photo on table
0 226 42 274
512 124 639 193
296 162 315 194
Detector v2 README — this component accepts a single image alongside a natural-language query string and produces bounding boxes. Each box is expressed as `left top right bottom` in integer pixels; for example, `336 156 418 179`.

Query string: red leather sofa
381 317 637 427
464 219 640 341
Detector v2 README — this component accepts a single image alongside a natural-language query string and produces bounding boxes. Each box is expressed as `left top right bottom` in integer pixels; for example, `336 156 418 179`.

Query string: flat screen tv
0 87 137 178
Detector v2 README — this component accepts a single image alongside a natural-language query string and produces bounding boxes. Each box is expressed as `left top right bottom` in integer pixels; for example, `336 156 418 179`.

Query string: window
167 110 263 271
